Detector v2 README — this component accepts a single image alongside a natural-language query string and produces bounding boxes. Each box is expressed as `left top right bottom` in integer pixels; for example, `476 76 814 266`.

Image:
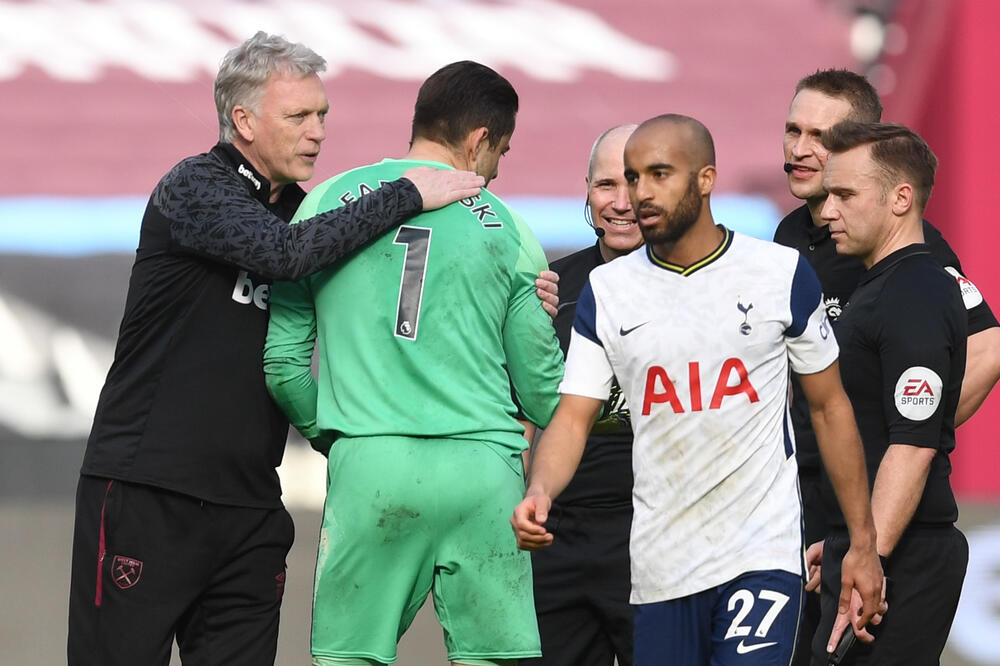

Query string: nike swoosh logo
735 640 778 654
619 322 649 336
556 300 578 313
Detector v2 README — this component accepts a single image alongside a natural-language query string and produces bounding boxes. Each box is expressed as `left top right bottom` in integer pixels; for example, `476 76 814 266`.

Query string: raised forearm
170 178 422 281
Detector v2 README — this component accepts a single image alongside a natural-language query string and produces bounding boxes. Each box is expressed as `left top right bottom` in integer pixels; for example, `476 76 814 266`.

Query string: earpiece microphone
783 163 794 173
584 197 606 238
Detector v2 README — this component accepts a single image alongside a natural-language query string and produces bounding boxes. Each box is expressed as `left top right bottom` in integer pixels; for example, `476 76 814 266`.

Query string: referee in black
812 121 968 664
525 124 640 666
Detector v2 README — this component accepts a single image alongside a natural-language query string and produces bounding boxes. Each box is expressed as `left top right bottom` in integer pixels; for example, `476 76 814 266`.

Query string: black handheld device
827 577 891 666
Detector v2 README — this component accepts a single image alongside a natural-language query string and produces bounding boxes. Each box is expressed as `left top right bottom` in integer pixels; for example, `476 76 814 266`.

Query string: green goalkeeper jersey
264 159 564 456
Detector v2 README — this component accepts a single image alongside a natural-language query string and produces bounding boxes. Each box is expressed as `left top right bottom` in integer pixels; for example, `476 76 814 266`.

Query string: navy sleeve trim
787 254 823 338
572 280 602 346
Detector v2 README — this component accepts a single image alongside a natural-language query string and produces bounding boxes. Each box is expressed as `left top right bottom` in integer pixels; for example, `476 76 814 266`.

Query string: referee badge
944 267 984 309
894 366 943 421
111 555 143 590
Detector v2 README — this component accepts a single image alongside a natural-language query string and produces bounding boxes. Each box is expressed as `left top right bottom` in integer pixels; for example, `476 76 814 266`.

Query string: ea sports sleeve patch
893 365 945 421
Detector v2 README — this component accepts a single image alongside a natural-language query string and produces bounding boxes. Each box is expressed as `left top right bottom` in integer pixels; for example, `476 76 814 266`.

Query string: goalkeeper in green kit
263 61 564 666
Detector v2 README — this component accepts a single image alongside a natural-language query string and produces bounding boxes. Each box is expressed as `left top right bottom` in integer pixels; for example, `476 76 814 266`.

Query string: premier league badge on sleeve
111 555 144 590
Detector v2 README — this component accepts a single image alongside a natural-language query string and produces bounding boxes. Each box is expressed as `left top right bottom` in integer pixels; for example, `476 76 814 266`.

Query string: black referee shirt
774 205 997 471
549 243 633 509
829 244 967 527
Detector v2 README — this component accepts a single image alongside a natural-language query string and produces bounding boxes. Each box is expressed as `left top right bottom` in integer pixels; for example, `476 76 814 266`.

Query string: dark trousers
524 504 633 666
793 471 828 666
68 475 294 666
812 526 968 666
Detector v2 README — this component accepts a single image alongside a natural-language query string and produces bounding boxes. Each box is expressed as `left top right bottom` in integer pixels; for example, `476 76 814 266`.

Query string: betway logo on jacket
237 164 261 191
232 271 269 311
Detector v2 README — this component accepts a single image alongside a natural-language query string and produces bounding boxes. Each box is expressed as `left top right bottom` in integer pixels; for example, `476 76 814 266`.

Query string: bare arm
798 362 883 643
510 394 603 550
799 363 876 551
870 444 935 557
956 327 1000 426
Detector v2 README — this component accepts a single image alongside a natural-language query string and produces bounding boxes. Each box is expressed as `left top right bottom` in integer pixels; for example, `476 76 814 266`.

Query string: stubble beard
639 175 702 246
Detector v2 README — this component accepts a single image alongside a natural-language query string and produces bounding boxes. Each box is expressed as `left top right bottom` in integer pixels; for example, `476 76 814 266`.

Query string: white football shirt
560 228 837 604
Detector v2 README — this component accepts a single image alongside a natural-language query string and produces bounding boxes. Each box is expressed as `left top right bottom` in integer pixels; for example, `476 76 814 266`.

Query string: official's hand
510 494 554 551
535 270 559 319
805 540 823 593
401 166 484 211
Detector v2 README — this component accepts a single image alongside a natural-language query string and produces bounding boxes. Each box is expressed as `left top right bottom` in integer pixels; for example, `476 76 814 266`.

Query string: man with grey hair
526 123 640 666
67 31 485 666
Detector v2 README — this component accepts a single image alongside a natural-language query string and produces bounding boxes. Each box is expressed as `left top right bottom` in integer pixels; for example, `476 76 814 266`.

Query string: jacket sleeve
155 160 422 281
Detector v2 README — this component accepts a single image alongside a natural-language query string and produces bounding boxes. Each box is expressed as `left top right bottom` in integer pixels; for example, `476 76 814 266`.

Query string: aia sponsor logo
642 358 759 415
894 366 943 421
111 555 143 590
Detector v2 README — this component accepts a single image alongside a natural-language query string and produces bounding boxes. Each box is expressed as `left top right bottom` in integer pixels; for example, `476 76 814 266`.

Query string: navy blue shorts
634 569 803 666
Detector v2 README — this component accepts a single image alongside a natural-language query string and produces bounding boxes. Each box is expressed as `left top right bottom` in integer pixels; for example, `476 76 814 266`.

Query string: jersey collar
859 243 931 286
646 225 733 275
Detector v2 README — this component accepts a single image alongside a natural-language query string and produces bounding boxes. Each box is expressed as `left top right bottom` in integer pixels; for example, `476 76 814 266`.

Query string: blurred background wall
1 1 997 663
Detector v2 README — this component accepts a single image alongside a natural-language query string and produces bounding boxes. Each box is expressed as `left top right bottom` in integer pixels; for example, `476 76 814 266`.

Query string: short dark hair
795 69 883 123
410 61 518 150
822 121 937 212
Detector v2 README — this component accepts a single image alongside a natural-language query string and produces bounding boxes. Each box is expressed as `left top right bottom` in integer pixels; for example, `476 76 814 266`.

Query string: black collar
212 143 306 218
789 204 832 245
859 243 932 286
213 143 273 205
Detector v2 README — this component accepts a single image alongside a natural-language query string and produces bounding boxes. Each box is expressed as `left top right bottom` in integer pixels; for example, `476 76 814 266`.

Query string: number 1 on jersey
393 226 432 341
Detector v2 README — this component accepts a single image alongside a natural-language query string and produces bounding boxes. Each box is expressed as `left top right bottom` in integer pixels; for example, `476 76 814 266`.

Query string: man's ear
233 105 255 142
467 126 490 162
890 183 914 217
697 164 717 195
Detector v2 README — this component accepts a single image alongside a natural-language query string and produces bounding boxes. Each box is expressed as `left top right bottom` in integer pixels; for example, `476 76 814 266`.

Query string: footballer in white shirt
512 115 885 665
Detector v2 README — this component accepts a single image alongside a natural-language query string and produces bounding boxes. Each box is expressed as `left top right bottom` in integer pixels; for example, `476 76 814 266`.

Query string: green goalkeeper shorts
311 435 541 664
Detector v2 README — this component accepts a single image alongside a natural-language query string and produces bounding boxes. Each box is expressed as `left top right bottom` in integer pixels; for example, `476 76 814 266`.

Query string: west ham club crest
112 555 143 590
